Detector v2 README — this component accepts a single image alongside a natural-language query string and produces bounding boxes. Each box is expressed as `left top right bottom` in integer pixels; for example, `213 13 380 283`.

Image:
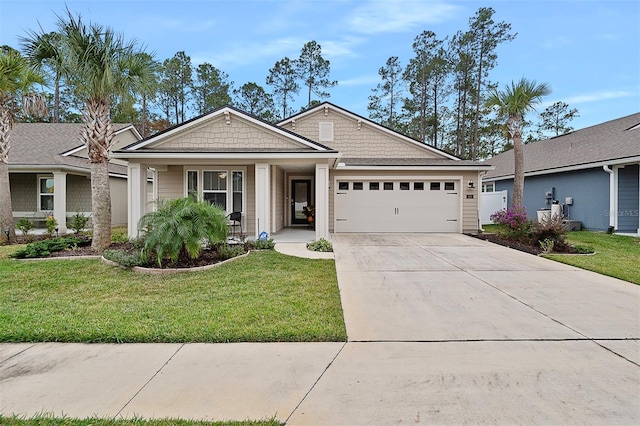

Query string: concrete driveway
288 233 640 425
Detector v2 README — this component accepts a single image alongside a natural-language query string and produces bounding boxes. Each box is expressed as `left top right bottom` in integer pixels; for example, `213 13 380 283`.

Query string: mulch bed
473 233 582 255
4 237 246 269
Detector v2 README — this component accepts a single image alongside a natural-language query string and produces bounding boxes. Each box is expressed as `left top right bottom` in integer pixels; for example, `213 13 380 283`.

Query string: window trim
37 175 54 212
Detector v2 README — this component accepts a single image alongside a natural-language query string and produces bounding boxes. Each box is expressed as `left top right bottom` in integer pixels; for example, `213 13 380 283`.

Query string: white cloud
346 0 459 35
562 90 636 105
339 74 381 87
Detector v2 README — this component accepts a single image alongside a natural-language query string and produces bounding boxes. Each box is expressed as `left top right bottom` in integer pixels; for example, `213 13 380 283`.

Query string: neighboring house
482 113 640 234
8 123 142 233
113 102 492 240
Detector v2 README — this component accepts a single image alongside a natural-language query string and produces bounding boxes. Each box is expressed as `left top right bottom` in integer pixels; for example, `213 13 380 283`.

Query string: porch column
53 172 67 234
127 162 147 238
315 162 329 240
255 163 271 238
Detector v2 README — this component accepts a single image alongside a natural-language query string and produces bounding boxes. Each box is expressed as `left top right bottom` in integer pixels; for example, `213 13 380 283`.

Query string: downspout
603 165 616 230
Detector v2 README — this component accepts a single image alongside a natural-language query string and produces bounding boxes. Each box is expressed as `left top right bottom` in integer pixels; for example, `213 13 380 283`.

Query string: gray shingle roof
8 123 131 175
484 113 640 179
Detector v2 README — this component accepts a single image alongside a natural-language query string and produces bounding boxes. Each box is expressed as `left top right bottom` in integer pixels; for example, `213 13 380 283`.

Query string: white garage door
334 179 460 233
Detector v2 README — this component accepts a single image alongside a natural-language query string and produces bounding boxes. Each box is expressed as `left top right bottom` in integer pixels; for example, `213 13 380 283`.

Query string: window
430 182 441 191
39 177 54 211
338 182 349 190
444 182 455 191
353 182 363 190
384 182 394 190
232 171 243 212
203 171 227 208
414 182 424 190
482 183 495 192
369 182 379 190
399 182 410 191
186 168 244 212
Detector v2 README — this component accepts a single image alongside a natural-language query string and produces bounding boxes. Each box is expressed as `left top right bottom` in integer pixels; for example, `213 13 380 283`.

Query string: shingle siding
285 109 442 159
9 173 37 211
66 174 92 212
152 116 310 151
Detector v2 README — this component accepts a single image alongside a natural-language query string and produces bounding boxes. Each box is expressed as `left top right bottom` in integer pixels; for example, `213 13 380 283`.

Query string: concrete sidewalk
1 233 639 424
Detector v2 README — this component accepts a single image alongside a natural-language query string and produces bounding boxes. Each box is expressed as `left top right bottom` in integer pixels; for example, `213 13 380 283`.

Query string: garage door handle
337 192 347 195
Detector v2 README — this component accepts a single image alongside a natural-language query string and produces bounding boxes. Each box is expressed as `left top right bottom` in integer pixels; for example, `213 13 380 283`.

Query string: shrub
490 206 531 240
138 197 228 266
307 238 333 252
16 218 34 236
103 249 145 268
250 238 275 250
216 244 246 260
573 244 595 254
69 212 90 235
529 214 567 245
45 215 58 235
111 227 129 243
10 236 89 259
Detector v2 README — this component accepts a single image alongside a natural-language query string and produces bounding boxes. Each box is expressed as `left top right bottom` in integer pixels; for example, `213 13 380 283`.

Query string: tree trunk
91 161 111 251
511 119 524 207
0 162 14 241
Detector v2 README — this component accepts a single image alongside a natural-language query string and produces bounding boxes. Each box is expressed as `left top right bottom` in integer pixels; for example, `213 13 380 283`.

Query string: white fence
481 190 508 225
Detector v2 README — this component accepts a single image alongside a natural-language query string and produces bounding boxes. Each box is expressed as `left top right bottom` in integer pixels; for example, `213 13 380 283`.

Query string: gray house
483 113 640 234
7 123 142 233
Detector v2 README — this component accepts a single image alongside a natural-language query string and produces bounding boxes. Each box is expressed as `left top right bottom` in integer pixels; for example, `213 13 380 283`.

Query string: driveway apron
287 233 640 425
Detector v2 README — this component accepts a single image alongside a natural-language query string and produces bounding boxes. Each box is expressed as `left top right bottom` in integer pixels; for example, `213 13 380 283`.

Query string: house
112 102 493 240
482 113 640 234
7 123 143 233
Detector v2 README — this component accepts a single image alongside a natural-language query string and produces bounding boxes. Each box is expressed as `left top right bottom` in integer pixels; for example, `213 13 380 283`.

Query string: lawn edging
101 250 251 274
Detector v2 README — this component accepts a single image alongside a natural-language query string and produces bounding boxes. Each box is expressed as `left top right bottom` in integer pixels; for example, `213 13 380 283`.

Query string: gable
138 110 321 152
279 104 455 160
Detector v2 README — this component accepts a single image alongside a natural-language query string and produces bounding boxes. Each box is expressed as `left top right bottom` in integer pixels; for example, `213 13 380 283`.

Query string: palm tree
20 31 65 122
0 50 48 241
24 9 156 250
486 78 550 207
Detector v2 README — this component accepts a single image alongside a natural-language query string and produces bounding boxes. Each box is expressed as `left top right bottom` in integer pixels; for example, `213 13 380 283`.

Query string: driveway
288 233 640 425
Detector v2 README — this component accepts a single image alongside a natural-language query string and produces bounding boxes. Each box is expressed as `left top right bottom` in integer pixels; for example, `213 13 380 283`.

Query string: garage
334 178 461 233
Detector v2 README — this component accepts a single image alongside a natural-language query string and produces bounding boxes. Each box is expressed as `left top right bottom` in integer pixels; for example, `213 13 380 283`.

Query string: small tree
138 197 228 266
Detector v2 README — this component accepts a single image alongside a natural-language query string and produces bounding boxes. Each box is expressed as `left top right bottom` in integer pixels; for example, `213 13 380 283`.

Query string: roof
484 112 640 180
8 122 134 176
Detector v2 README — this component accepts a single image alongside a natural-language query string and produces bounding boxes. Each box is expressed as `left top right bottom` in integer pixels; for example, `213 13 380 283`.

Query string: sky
1 0 638 131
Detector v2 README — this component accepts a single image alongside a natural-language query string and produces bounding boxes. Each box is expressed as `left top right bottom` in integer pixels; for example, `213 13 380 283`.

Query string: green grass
543 231 640 284
0 250 346 343
0 415 280 425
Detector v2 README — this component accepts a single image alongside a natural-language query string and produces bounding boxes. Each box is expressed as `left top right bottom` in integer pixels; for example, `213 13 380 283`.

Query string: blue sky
1 0 638 131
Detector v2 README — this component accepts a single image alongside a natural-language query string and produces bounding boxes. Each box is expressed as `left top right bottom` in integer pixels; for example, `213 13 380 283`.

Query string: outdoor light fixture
55 227 59 237
4 228 9 244
468 179 475 188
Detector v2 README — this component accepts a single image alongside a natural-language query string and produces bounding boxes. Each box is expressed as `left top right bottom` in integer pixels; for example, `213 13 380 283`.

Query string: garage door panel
335 179 460 233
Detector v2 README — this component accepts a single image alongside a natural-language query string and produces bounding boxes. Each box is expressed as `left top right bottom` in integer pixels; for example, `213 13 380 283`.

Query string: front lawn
543 231 640 284
0 250 346 343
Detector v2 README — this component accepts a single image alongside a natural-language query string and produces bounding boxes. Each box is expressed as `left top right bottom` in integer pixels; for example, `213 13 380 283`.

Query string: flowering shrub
490 205 569 248
490 206 531 239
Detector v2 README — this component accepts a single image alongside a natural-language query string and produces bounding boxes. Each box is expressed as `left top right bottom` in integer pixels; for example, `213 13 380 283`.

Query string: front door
291 179 312 225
